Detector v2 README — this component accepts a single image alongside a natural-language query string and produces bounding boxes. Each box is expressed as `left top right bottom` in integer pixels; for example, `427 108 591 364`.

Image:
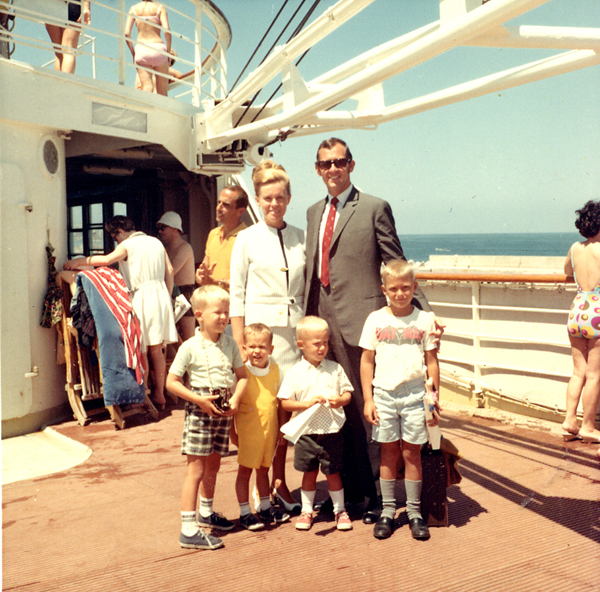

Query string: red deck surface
3 405 600 592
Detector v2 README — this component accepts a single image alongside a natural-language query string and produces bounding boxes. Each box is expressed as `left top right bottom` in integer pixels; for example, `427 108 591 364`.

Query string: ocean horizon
400 231 581 263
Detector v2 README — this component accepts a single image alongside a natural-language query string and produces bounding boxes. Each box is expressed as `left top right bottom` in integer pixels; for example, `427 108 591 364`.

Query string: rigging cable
228 0 291 95
248 0 322 127
232 0 322 130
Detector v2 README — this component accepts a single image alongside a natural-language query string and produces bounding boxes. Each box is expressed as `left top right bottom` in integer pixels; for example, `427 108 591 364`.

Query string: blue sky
13 0 600 234
215 0 600 235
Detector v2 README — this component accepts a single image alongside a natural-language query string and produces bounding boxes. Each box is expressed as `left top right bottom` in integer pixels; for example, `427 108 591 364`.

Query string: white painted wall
1 123 68 434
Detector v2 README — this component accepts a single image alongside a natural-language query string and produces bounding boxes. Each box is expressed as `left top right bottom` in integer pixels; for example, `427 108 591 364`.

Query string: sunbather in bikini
125 0 171 96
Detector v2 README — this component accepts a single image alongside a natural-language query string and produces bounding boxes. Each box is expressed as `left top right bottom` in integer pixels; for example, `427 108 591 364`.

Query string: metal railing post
471 280 485 407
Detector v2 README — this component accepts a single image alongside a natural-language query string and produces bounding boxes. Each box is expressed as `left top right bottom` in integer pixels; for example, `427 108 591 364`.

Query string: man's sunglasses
316 158 351 171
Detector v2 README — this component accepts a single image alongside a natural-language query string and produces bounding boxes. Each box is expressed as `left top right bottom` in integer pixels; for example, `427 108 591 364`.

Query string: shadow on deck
2 406 599 592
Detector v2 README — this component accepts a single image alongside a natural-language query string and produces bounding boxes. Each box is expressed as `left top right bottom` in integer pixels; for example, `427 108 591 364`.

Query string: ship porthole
42 138 59 177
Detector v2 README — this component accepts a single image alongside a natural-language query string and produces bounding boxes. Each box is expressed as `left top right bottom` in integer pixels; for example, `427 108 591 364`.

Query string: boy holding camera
167 285 247 550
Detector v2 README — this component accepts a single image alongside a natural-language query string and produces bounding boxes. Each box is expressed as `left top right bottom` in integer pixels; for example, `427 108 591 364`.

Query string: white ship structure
1 0 599 437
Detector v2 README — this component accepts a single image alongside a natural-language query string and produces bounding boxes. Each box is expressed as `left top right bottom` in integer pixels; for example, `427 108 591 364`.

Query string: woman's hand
63 258 84 271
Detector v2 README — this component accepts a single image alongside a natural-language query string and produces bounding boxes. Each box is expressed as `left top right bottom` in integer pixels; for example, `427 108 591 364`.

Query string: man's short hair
191 285 229 312
223 185 249 210
296 315 330 341
316 137 353 162
381 259 415 284
243 322 273 344
105 215 135 234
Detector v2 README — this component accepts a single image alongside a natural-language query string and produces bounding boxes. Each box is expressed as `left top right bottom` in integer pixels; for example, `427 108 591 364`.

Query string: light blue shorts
372 378 428 446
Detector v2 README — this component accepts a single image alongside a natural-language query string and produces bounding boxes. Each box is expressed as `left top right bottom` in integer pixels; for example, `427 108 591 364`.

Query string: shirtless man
157 211 196 341
195 186 248 291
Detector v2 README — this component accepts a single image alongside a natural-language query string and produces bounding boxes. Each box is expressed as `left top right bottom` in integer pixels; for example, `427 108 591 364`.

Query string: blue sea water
400 232 581 263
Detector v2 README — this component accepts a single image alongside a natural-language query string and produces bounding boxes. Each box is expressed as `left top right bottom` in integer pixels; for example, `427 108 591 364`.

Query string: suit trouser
308 280 380 505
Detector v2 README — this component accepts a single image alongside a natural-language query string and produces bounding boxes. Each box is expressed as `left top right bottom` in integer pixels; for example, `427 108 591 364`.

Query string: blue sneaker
179 529 223 550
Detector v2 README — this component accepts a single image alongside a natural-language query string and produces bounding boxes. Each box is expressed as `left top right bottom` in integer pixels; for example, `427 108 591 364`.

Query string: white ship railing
416 270 579 420
0 0 231 106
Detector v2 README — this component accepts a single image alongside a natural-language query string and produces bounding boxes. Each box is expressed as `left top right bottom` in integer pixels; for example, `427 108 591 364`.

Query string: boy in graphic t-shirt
359 259 440 542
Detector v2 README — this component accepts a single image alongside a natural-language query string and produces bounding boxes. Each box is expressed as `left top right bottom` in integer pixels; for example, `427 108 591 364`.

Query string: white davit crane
196 0 600 164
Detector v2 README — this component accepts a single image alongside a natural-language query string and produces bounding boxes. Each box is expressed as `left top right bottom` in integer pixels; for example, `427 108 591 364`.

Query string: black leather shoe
373 516 394 539
362 498 381 524
409 517 430 540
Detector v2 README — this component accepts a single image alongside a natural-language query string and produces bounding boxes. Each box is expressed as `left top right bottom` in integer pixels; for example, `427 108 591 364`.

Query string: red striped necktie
320 197 339 287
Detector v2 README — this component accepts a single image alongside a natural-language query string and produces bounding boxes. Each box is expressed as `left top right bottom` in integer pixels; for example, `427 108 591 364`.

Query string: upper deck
0 0 251 174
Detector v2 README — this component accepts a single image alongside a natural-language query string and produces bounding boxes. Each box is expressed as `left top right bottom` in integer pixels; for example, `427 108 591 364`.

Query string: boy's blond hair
243 322 273 345
381 259 415 284
296 315 329 341
190 285 229 312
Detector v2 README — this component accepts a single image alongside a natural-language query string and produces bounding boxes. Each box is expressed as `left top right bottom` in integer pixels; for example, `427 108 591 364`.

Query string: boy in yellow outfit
232 323 290 530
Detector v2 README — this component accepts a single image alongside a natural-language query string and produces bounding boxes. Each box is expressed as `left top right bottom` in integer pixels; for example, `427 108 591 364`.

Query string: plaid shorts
181 402 232 457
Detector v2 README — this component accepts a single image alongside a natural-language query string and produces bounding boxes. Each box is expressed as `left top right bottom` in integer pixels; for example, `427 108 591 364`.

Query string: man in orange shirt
196 186 248 291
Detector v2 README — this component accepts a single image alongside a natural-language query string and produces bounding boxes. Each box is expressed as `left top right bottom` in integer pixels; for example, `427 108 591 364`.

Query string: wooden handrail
415 271 575 283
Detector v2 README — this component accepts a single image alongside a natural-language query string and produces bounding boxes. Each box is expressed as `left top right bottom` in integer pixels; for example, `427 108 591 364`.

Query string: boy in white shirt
277 316 353 532
359 260 440 541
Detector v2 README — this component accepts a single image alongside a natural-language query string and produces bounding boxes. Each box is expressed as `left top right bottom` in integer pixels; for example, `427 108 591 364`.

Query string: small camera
212 390 231 413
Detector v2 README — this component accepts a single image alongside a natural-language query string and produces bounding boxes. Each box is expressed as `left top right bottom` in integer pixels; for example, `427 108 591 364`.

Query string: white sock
329 488 345 514
239 502 251 517
199 496 213 518
300 489 316 514
181 511 198 536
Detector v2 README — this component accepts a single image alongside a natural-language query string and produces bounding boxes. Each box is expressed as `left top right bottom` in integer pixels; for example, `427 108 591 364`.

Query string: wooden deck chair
57 272 158 428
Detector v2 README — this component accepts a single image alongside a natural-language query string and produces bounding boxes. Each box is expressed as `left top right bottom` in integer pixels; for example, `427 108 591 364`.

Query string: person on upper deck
134 48 184 93
45 1 91 74
563 200 600 444
125 0 171 96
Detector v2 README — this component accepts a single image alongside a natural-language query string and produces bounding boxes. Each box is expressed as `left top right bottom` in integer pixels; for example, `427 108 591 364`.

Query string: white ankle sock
199 496 213 518
300 489 316 514
181 511 198 536
329 488 345 514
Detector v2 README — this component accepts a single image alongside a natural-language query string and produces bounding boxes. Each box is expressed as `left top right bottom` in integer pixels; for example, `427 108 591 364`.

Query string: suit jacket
304 186 430 346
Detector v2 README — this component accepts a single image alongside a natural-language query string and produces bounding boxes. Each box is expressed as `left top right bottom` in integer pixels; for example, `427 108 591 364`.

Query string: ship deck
2 403 599 592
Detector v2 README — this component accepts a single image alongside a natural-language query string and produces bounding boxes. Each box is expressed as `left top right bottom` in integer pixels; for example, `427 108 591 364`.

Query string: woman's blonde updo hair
252 160 291 197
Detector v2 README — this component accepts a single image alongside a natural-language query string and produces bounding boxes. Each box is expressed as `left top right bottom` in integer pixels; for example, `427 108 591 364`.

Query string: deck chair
57 272 158 428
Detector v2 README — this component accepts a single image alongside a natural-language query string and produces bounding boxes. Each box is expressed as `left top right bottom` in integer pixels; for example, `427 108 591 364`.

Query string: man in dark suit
304 137 434 523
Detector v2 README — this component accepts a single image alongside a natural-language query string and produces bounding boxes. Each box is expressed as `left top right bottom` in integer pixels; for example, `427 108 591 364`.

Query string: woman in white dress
230 160 305 513
64 216 177 408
